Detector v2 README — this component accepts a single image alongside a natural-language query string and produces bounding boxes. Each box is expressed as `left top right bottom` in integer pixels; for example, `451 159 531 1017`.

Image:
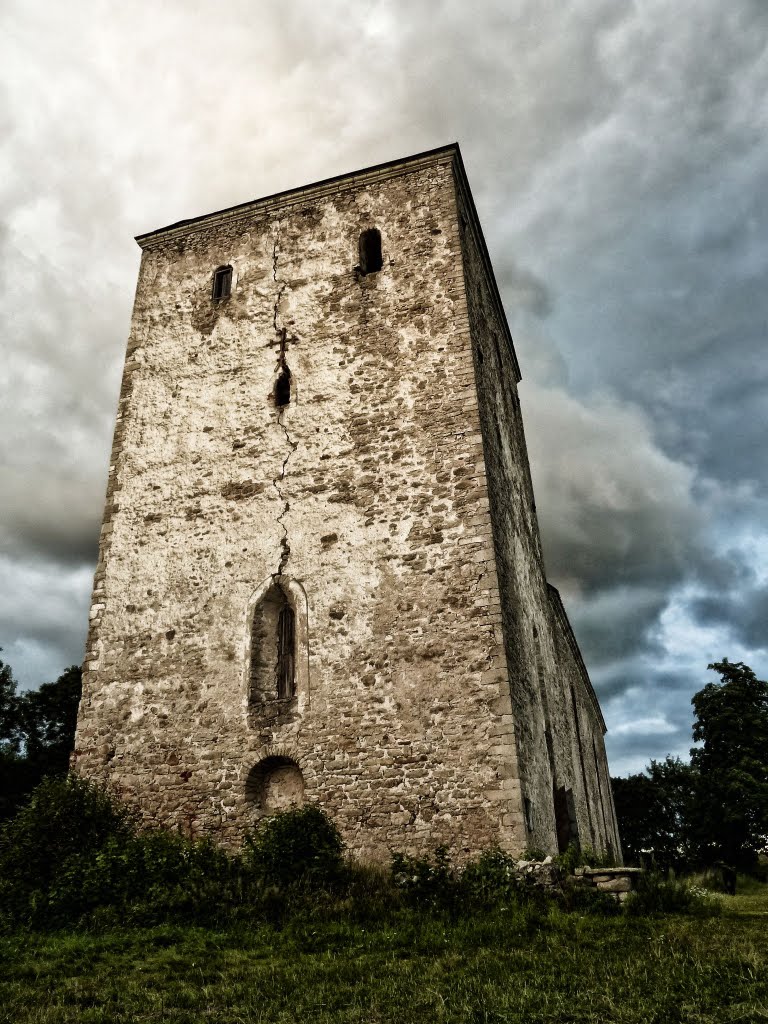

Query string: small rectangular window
358 228 383 275
212 265 232 301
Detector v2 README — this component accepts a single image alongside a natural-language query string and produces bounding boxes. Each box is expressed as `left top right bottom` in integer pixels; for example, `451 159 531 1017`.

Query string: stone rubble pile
573 866 644 902
513 859 644 902
513 856 563 889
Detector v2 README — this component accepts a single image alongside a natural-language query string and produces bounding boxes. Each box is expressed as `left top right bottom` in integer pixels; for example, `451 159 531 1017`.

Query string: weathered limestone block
595 877 633 893
575 866 643 900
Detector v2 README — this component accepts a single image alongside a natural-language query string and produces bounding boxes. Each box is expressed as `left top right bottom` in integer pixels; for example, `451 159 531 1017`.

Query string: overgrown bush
336 862 401 922
391 846 459 912
624 871 722 917
555 842 616 874
559 879 622 916
0 787 348 930
0 776 255 930
0 777 729 932
0 775 133 927
460 848 532 909
553 843 582 875
391 847 551 916
244 804 345 890
521 846 546 861
78 830 246 928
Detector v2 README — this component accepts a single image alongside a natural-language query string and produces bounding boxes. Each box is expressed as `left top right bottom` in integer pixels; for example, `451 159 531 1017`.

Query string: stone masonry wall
548 588 622 857
453 172 619 859
75 150 524 860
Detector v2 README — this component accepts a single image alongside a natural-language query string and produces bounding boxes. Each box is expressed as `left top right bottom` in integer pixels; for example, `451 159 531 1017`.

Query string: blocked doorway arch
245 755 305 813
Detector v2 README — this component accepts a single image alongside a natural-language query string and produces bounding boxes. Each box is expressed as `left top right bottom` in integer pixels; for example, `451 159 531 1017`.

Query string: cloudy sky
2 0 767 775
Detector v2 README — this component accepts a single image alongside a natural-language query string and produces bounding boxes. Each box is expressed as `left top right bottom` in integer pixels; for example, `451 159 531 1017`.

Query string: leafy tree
690 659 768 869
0 651 21 755
613 659 768 873
20 665 82 776
612 757 697 868
611 772 656 865
0 654 82 822
0 652 29 821
0 774 133 927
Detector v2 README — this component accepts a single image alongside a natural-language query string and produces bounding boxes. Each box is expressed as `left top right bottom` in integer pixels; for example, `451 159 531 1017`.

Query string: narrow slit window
275 367 291 407
277 603 296 699
358 228 383 275
524 797 534 833
212 265 232 301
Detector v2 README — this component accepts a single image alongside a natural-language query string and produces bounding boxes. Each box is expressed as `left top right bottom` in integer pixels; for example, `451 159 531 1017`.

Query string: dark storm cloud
1 468 101 566
600 658 731 775
0 555 93 688
523 384 704 593
478 0 768 734
566 587 668 667
502 3 768 506
597 668 695 778
523 371 766 710
692 584 768 653
493 258 553 320
1 0 766 766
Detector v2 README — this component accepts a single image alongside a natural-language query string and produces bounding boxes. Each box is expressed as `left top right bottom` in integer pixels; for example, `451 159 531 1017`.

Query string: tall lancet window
248 578 307 729
249 583 299 722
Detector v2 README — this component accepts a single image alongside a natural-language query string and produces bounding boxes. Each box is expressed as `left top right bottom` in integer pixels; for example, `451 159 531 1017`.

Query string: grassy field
2 881 767 1024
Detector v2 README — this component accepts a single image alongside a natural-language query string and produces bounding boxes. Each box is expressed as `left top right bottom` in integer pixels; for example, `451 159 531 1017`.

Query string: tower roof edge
134 142 462 246
133 141 522 382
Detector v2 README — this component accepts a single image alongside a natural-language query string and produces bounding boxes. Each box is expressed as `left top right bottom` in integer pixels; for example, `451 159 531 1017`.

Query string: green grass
2 886 767 1023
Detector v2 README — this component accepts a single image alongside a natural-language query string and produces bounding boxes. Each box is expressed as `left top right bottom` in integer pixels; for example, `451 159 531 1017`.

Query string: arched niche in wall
245 755 306 814
244 576 310 727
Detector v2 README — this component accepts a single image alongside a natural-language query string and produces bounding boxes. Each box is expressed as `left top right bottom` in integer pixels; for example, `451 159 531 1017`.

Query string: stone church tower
74 144 621 862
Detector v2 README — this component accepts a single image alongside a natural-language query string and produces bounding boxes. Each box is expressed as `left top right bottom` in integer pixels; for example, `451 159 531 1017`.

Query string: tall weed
0 777 728 933
624 871 722 917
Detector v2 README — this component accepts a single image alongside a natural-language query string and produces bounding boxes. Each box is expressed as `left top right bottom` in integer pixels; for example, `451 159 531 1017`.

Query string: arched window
212 265 232 301
249 583 297 713
246 576 308 728
358 228 383 275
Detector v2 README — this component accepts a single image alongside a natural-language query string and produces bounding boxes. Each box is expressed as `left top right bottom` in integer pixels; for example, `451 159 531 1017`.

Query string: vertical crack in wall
272 231 280 282
270 224 297 582
271 230 287 334
274 394 298 580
